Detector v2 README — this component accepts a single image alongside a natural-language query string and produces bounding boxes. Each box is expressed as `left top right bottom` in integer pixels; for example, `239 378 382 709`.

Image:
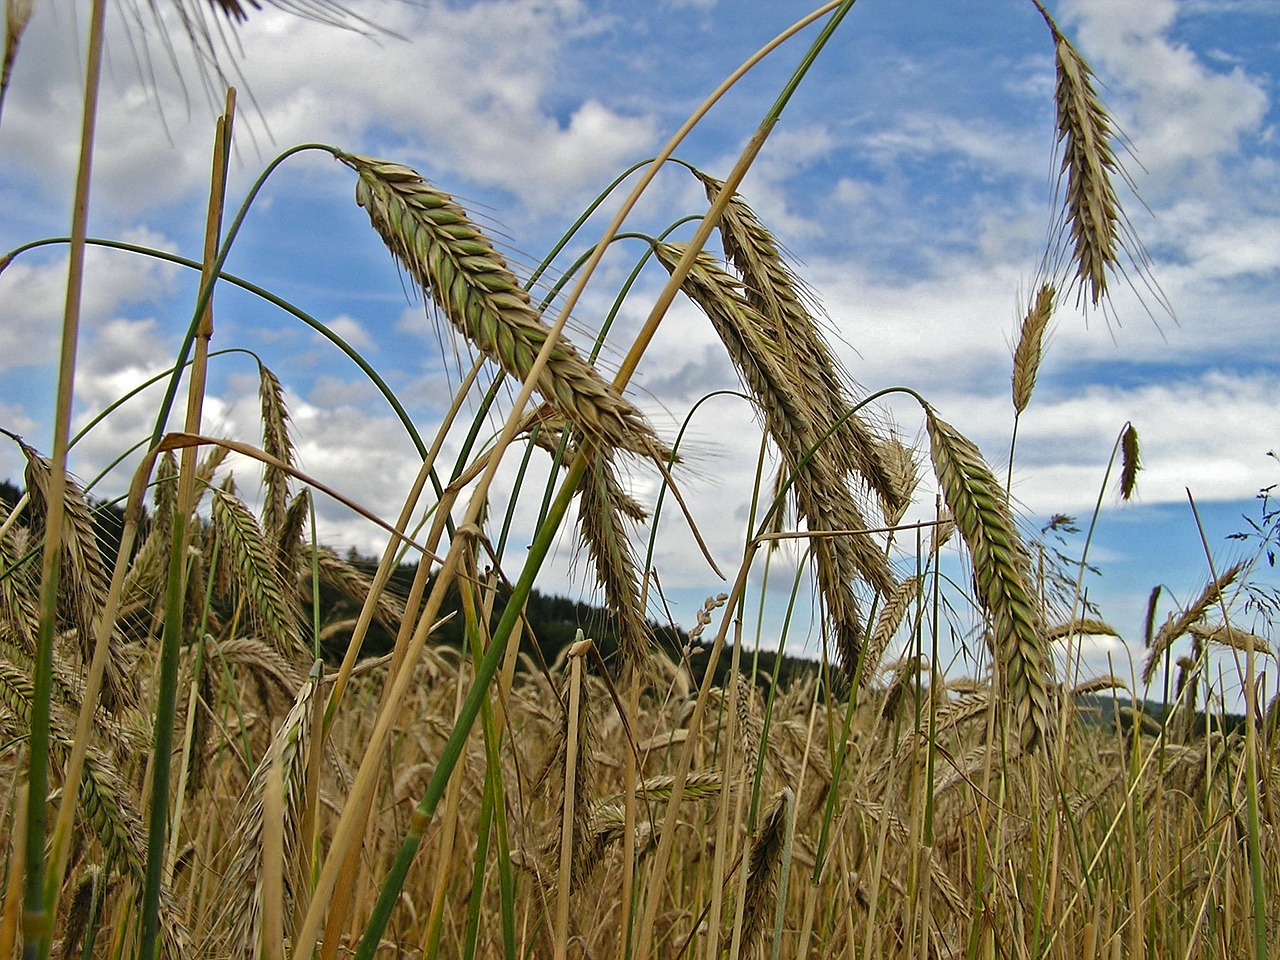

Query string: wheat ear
925 409 1053 751
258 361 294 538
1119 422 1141 501
21 446 134 712
699 172 902 511
1011 284 1054 415
532 418 652 667
340 152 665 460
865 574 923 675
207 662 322 959
211 486 304 659
1142 561 1245 685
1034 2 1124 308
739 787 793 955
577 450 652 667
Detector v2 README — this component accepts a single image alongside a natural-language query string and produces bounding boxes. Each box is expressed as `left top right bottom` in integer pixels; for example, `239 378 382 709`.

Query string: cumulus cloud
0 0 658 221
1063 0 1270 185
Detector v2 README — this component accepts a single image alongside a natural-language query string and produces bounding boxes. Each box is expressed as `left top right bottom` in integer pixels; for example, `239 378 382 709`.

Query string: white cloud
0 227 180 372
2 0 658 220
321 314 374 353
1063 0 1270 183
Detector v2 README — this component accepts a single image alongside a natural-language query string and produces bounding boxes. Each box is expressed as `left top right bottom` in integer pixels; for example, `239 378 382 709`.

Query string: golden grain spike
341 153 667 462
1011 284 1054 415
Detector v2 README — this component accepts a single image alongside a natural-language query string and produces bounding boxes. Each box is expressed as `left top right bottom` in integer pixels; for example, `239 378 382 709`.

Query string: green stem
352 457 588 960
24 1 107 957
5 238 430 458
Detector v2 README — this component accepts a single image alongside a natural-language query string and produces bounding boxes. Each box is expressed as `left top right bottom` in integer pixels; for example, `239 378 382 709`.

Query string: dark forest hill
0 478 818 691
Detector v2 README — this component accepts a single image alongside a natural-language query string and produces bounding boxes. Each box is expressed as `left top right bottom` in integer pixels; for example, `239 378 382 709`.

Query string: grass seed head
925 408 1054 751
343 153 668 462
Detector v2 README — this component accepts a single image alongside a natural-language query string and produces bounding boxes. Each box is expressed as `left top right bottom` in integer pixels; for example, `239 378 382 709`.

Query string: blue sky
1 0 1277 705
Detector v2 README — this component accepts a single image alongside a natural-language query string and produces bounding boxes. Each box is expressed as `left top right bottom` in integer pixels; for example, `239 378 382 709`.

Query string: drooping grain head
655 241 891 680
1034 2 1126 310
698 170 904 511
341 152 668 463
925 408 1054 751
1119 422 1141 501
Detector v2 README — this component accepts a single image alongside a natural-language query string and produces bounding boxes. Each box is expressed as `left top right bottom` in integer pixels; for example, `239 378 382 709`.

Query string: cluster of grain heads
698 172 906 514
925 408 1055 751
654 240 892 681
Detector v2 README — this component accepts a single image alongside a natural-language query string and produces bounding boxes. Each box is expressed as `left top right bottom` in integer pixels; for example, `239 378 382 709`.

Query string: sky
1 0 1277 708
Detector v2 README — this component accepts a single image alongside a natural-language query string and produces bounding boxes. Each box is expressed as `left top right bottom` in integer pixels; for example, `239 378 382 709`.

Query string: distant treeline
0 478 819 692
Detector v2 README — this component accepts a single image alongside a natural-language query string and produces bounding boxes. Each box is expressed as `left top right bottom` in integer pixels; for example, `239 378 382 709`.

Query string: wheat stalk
340 152 666 461
0 659 189 956
925 409 1053 751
